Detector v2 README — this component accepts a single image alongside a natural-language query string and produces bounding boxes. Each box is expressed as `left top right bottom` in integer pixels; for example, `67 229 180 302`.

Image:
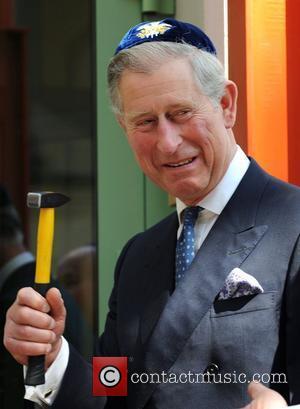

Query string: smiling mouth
165 157 196 168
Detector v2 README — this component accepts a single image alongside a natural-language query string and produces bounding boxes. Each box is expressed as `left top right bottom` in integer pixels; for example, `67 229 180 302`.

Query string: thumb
246 381 288 409
43 287 66 368
247 381 267 399
46 287 66 335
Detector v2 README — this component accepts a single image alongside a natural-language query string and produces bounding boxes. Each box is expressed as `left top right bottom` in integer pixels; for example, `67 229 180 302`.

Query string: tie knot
183 206 201 228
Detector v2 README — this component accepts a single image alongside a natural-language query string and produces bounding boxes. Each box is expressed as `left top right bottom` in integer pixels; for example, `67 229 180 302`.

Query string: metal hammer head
27 192 70 209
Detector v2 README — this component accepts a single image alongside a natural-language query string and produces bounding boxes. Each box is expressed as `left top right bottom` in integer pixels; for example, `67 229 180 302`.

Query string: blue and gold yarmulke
115 18 216 55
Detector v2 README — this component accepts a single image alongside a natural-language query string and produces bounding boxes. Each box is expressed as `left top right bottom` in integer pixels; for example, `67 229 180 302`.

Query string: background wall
176 0 227 68
96 0 173 330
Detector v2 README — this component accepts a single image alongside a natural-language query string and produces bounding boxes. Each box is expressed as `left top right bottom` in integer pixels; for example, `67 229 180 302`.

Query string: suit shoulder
266 175 300 204
120 211 177 256
114 211 177 282
137 211 178 242
250 159 300 199
145 211 177 233
260 175 300 230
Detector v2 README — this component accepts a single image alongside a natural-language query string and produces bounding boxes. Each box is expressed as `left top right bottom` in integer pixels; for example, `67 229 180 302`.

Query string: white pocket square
218 268 264 300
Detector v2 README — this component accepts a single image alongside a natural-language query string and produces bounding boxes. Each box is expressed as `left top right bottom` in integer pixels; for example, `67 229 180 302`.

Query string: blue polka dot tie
175 206 202 285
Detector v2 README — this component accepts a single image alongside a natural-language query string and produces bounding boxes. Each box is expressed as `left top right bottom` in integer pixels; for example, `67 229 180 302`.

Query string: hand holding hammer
24 192 69 385
3 192 70 386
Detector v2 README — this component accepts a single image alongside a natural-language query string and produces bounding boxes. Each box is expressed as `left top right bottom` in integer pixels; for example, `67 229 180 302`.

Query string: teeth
167 158 194 168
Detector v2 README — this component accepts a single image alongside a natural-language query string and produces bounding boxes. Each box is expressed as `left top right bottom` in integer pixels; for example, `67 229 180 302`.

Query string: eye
139 119 154 125
135 118 156 130
172 109 193 121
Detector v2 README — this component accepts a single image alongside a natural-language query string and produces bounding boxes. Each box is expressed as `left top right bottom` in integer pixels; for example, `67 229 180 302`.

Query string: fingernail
42 304 50 313
49 320 55 329
46 345 52 353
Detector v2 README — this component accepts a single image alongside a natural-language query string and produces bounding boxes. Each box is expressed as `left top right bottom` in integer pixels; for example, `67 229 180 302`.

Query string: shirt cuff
24 336 69 406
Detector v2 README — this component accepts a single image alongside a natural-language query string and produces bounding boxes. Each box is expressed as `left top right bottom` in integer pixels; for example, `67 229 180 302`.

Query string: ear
117 114 128 133
220 80 238 129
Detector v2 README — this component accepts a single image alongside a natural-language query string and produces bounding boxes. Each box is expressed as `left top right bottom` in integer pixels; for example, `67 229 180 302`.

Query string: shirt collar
0 252 35 291
176 145 250 221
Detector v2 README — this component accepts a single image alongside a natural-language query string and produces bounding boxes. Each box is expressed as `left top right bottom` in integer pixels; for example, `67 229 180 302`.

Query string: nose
156 118 182 155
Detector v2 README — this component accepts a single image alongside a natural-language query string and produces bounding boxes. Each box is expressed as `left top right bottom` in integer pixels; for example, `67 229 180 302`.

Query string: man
4 18 300 408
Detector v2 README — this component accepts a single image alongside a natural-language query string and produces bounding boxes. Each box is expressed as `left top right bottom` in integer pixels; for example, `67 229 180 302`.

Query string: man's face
118 58 237 205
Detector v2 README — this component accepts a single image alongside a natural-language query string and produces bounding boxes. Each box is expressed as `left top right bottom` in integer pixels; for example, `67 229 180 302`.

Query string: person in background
0 186 34 408
56 244 96 328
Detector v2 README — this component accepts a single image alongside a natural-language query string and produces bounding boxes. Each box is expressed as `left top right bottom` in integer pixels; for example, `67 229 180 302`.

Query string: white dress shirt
24 337 69 405
176 145 250 249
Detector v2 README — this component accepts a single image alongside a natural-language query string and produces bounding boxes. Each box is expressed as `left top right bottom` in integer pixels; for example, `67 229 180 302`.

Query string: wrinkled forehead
118 57 202 97
118 61 209 117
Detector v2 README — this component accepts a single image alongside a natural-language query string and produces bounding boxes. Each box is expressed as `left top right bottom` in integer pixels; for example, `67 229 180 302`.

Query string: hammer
25 192 70 386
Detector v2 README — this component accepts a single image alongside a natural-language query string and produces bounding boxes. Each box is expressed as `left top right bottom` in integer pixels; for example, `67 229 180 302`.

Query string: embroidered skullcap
115 18 216 55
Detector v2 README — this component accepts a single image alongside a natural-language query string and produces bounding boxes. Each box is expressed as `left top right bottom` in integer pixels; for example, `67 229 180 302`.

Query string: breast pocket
208 291 281 383
210 291 277 317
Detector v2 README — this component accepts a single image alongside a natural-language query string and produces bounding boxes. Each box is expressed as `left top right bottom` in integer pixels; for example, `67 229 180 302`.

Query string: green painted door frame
95 0 174 332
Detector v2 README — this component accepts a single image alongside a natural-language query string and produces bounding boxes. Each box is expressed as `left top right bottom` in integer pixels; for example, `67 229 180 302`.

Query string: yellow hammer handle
25 208 55 386
35 208 54 284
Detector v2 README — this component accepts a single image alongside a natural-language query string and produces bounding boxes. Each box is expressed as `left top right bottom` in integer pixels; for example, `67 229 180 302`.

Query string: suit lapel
134 159 271 408
138 213 178 345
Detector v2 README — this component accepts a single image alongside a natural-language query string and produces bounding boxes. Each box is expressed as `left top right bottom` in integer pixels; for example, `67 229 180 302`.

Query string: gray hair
107 41 226 115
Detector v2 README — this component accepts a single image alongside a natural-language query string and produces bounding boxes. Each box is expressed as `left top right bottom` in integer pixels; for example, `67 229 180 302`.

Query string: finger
247 381 287 408
247 381 267 399
7 304 55 329
16 287 50 313
6 337 52 362
7 320 56 344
